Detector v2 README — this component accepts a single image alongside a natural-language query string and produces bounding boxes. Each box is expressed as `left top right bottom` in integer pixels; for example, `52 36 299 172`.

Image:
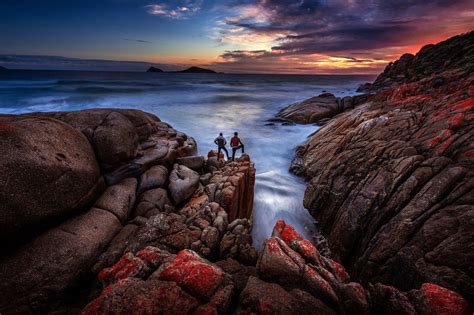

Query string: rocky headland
287 30 474 307
0 31 472 314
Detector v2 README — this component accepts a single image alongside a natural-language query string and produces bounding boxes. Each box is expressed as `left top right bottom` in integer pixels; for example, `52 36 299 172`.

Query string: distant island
146 66 217 74
146 66 163 73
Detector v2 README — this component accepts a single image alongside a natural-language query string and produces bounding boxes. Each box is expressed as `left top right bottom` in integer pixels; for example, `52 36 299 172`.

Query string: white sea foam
0 71 371 248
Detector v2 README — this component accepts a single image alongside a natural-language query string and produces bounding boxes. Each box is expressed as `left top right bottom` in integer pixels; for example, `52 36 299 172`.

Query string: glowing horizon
1 0 473 74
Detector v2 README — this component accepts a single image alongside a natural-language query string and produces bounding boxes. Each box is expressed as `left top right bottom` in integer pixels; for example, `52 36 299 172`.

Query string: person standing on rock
231 132 245 161
214 132 230 161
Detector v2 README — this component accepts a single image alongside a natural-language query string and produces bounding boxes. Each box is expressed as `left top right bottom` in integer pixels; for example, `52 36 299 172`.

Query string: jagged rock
293 60 474 300
253 220 470 315
206 154 256 221
168 164 200 204
0 115 104 247
83 249 233 314
138 165 168 194
358 31 474 92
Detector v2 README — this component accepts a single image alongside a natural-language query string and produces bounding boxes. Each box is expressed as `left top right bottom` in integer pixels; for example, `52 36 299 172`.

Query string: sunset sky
1 0 473 74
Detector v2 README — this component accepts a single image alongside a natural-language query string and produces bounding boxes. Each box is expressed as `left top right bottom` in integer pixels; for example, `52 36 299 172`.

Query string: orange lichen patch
98 253 145 283
427 129 453 148
421 283 471 315
452 98 474 112
158 250 223 299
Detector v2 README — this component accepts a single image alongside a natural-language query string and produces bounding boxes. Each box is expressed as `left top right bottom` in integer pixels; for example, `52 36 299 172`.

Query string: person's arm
224 138 227 145
239 138 243 145
214 138 218 145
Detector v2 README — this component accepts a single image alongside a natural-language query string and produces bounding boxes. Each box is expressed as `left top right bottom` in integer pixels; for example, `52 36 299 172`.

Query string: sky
0 0 473 74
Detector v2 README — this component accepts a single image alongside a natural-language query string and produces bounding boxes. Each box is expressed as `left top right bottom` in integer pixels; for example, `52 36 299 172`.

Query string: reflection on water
0 71 371 249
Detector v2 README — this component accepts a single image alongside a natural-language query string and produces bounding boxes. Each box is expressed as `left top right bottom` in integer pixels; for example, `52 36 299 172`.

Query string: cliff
291 31 474 303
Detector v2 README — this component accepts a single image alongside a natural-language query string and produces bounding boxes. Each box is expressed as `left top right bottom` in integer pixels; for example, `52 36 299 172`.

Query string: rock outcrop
358 30 474 92
0 108 256 313
291 31 474 303
84 220 471 314
146 66 164 73
0 115 103 248
277 93 370 125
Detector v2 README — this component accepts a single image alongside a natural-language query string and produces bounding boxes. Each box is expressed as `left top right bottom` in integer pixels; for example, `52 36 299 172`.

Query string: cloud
145 0 202 19
211 0 474 73
0 55 180 72
122 38 152 44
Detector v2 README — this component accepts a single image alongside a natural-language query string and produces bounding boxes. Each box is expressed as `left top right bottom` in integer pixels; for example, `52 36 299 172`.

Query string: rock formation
146 66 163 72
0 108 256 313
84 220 471 314
276 93 370 125
178 66 216 73
290 31 474 303
358 30 474 92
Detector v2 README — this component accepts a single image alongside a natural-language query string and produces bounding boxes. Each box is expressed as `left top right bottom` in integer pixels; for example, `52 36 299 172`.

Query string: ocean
0 70 374 248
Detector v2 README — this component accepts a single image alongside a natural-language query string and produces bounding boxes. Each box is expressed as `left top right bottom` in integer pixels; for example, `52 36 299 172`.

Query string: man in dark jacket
214 132 230 161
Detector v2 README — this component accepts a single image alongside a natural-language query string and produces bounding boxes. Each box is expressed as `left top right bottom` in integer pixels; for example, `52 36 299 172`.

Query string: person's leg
217 147 222 161
240 144 245 153
222 147 230 160
232 148 236 161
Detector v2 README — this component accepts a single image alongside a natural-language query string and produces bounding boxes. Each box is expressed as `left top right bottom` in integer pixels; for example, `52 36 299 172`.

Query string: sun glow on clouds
206 0 474 74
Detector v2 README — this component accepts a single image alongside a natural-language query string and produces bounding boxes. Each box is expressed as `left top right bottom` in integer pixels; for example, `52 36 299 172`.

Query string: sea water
0 70 372 249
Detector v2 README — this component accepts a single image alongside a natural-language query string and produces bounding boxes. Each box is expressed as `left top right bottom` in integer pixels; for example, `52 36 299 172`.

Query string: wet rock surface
291 31 474 303
276 93 370 125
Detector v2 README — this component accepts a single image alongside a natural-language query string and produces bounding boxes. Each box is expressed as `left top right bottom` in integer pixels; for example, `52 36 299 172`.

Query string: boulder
92 111 139 167
94 178 137 224
277 93 339 124
138 165 168 194
168 164 200 204
176 155 205 172
0 207 121 313
0 115 103 247
134 188 173 218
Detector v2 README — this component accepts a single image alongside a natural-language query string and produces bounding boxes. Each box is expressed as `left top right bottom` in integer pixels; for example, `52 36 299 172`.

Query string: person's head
234 132 238 136
219 132 223 136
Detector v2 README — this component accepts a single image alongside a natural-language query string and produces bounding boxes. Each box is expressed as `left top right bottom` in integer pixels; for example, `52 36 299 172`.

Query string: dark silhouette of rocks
358 30 474 92
146 66 164 72
178 66 216 73
290 31 474 303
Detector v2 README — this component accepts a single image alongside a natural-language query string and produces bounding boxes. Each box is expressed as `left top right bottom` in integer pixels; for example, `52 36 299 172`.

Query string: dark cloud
122 38 152 43
219 0 474 55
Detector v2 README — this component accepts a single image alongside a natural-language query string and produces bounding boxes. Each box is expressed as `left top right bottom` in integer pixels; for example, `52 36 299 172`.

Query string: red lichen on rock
328 259 350 283
158 249 223 299
427 129 453 148
421 283 471 315
273 219 303 244
447 112 465 128
98 253 144 283
452 98 474 112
